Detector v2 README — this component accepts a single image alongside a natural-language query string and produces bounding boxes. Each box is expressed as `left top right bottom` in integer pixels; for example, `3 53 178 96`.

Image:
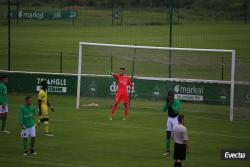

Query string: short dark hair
120 67 125 71
167 91 175 97
177 114 184 123
25 96 32 101
41 80 47 86
0 75 8 80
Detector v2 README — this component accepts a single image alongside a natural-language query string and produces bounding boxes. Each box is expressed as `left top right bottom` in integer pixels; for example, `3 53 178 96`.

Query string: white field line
91 122 250 140
0 157 89 167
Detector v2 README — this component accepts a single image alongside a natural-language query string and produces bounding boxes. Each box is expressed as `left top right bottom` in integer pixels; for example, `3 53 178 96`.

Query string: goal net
234 61 250 120
76 42 244 121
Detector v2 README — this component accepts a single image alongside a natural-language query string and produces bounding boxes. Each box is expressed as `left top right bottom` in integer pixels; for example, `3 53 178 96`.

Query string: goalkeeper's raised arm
107 71 114 75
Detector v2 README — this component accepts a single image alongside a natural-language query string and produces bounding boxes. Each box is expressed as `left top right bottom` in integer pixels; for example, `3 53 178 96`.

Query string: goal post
230 50 236 121
76 43 83 111
76 42 236 121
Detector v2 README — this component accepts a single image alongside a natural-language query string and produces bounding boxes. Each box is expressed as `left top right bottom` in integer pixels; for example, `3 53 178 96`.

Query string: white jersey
173 124 188 144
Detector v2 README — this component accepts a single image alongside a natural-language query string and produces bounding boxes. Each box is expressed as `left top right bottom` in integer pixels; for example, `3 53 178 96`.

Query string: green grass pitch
0 6 249 167
0 23 249 80
0 94 249 167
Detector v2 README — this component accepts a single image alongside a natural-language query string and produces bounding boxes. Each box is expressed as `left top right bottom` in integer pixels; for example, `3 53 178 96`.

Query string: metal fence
0 0 249 77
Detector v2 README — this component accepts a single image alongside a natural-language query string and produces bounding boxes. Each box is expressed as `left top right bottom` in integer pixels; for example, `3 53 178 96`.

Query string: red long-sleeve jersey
112 74 134 94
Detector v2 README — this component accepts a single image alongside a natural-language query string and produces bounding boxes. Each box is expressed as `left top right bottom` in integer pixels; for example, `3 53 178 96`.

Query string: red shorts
115 92 129 103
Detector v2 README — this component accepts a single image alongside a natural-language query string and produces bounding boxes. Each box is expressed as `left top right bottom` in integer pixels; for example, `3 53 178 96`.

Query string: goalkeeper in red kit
108 67 135 120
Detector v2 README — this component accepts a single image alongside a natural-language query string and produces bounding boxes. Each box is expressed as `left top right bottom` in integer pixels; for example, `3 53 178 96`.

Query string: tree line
2 0 249 9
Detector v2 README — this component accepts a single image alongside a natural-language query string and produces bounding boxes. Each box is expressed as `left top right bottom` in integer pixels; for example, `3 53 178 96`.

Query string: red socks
111 103 129 117
124 103 129 117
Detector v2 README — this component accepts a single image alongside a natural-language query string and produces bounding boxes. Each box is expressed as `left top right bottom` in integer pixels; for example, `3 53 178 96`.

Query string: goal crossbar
79 42 235 53
77 42 236 121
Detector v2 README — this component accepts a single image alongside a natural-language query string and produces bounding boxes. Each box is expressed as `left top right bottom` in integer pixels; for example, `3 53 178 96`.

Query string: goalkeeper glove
106 71 113 75
49 105 55 112
129 89 136 94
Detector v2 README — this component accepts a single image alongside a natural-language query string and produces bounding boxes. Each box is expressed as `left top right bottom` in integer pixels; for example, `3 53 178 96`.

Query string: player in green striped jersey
0 75 10 134
19 96 38 155
162 91 181 156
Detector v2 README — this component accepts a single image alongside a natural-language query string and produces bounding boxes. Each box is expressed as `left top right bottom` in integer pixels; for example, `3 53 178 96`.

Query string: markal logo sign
221 150 250 160
36 78 67 93
20 11 44 19
174 84 204 102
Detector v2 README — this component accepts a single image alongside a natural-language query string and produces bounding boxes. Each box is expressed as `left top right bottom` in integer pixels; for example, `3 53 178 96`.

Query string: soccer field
0 94 250 167
0 4 250 167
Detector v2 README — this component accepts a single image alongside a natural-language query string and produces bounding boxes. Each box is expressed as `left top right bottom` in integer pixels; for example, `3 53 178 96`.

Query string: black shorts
174 143 187 160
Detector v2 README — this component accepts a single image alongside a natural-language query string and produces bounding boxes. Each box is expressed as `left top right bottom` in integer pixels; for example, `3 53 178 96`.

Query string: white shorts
166 116 178 131
21 126 36 138
0 105 8 113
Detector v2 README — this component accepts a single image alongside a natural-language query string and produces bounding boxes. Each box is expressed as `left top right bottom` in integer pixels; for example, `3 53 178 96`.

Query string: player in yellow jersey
37 80 54 136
